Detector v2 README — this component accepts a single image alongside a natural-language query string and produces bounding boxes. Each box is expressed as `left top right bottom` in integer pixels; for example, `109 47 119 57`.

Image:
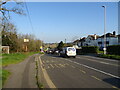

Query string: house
73 37 86 47
83 34 100 46
118 34 120 44
96 31 118 49
73 31 119 49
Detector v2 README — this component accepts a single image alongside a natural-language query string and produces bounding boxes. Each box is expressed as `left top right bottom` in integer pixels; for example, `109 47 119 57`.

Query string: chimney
113 31 116 35
94 34 97 40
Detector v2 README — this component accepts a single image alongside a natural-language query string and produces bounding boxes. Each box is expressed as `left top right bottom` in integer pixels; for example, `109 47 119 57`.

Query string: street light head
102 5 106 8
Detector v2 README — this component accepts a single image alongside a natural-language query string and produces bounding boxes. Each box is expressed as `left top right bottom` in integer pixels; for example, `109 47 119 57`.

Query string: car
59 47 76 58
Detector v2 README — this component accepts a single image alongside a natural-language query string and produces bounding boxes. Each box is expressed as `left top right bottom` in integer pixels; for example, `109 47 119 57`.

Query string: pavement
3 54 38 88
39 54 120 89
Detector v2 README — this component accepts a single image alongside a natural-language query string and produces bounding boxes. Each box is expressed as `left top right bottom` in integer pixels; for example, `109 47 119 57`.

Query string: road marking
112 86 120 90
39 56 56 88
64 59 120 79
79 70 86 74
80 55 119 62
50 64 54 68
77 56 119 67
71 66 75 68
59 64 65 68
54 64 60 68
100 61 109 64
91 76 102 81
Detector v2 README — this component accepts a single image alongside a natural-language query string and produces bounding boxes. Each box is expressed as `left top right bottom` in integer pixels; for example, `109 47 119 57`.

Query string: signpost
24 39 29 52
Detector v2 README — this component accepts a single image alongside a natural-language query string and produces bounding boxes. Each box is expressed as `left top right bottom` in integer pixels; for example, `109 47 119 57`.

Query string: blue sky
7 2 118 43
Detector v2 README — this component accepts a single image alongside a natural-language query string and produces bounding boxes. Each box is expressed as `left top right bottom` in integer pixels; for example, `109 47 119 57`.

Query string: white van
59 47 76 58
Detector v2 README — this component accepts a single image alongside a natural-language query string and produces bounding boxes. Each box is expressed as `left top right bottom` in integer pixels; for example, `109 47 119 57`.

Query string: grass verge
98 54 120 60
2 70 10 86
2 52 39 67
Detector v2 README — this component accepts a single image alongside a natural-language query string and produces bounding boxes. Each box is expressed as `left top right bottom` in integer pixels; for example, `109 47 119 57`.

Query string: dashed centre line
91 76 102 81
79 69 86 74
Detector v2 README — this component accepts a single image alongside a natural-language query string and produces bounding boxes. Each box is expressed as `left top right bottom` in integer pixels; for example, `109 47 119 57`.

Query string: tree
0 0 25 52
57 41 64 51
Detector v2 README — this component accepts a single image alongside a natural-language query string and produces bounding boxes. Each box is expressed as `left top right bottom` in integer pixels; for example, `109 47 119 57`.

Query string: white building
83 34 99 46
96 32 118 49
73 31 119 49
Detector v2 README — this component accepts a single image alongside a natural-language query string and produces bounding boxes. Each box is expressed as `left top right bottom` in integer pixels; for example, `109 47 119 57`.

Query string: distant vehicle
47 49 54 54
59 47 76 58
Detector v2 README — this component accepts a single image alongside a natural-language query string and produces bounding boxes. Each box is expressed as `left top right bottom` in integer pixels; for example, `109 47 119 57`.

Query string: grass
98 54 120 60
1 52 40 87
97 50 104 54
2 52 39 67
2 69 10 86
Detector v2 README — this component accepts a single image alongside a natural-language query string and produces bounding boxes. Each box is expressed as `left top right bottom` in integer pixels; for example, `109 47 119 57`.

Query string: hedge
107 45 120 55
81 46 99 54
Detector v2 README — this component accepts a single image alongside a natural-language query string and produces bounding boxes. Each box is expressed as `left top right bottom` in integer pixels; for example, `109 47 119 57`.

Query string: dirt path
3 54 38 88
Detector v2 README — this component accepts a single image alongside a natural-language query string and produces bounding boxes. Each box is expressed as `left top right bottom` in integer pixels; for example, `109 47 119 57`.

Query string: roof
88 35 100 40
100 33 117 38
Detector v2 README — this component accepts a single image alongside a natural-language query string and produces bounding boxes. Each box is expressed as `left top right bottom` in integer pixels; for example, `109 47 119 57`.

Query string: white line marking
80 56 119 62
64 59 120 79
100 62 109 64
77 57 119 67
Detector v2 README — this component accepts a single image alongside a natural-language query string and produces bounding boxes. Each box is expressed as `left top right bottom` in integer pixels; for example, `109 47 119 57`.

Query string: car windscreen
67 48 75 51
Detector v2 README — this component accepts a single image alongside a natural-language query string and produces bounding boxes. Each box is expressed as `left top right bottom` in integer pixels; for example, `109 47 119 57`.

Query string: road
40 54 120 89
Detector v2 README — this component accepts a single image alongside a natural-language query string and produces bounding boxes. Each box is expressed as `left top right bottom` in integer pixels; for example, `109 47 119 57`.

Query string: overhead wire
24 0 34 34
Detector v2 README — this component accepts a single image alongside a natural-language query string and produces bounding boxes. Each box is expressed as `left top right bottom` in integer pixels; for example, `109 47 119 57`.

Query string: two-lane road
40 54 120 89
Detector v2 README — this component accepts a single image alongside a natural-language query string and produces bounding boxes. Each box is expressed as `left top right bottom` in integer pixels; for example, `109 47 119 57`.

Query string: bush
81 46 99 54
107 45 120 55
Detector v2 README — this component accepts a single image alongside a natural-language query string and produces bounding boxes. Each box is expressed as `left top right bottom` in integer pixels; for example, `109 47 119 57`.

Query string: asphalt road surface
40 54 120 89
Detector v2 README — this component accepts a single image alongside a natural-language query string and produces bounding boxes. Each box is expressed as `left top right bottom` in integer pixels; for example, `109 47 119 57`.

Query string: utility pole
102 5 107 54
65 39 66 44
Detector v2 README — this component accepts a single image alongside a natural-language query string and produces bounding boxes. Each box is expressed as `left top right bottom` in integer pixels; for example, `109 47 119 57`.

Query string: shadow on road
103 77 120 88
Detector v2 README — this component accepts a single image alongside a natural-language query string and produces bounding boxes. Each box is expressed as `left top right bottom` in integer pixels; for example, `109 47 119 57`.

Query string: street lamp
102 5 106 54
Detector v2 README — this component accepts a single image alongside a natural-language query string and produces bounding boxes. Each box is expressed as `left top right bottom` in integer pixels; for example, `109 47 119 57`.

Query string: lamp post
102 5 106 54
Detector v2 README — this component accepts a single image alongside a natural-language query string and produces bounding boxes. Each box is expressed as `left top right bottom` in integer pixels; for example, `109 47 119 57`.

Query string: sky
5 2 118 43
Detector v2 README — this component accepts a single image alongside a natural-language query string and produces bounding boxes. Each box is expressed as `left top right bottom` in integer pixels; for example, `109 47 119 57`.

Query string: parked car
59 47 76 58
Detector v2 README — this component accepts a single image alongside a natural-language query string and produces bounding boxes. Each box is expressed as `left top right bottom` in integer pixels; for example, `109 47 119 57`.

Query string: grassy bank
2 52 40 86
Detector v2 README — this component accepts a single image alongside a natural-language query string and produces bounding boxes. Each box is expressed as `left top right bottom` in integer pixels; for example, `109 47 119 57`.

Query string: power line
24 0 34 33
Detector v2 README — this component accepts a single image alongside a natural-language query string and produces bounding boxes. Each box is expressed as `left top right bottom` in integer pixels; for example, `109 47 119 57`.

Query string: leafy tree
57 41 64 51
